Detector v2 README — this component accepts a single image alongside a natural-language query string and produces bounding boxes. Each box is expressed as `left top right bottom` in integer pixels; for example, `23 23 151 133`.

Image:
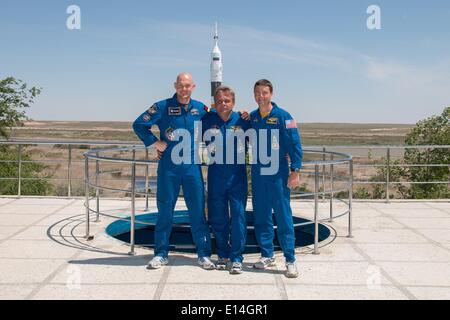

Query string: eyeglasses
175 84 193 90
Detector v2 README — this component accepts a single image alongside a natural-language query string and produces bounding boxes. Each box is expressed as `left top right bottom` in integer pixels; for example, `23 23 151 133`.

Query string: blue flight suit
202 111 251 263
249 102 302 263
133 93 212 259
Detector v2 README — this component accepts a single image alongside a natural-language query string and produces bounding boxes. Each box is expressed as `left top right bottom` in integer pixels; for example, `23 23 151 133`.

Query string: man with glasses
133 73 215 270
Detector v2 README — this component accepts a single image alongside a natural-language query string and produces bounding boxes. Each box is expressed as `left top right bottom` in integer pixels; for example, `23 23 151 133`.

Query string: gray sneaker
253 257 277 269
198 256 215 270
216 258 229 270
229 262 243 275
285 262 299 278
146 256 168 269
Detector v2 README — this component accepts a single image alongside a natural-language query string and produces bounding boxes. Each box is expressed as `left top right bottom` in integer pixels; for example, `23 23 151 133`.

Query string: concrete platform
0 197 449 300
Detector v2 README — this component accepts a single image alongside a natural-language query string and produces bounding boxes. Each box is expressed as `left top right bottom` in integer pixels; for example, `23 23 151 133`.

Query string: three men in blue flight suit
133 73 215 270
202 86 251 274
250 79 303 278
133 74 302 278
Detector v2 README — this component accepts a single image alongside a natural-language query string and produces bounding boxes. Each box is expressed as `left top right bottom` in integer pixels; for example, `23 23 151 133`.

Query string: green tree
1 77 41 139
402 107 450 198
371 107 449 199
0 77 53 195
293 108 448 200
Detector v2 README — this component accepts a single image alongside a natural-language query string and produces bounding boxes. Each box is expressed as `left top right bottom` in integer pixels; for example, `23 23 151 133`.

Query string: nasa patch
165 127 175 141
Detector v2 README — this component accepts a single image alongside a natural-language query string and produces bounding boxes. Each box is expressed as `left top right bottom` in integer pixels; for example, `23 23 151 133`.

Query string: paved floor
0 197 449 300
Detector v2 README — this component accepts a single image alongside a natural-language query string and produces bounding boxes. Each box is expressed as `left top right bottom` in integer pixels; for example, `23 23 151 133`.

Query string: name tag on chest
168 106 182 116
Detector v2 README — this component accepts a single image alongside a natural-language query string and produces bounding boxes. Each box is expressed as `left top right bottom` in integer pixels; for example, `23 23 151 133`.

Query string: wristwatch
290 168 300 173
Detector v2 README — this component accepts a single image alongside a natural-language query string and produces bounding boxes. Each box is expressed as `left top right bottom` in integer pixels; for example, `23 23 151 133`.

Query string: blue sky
1 0 449 123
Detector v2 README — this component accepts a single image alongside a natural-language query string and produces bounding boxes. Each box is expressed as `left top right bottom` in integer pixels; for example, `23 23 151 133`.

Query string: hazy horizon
20 119 417 125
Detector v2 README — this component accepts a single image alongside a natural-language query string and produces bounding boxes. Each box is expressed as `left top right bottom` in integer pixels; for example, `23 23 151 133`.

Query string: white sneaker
216 257 229 270
253 257 277 269
285 262 299 278
198 256 215 270
146 256 168 269
229 262 243 275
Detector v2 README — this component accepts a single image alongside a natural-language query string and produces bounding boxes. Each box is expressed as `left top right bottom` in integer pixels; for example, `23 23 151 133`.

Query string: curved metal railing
83 146 354 255
1 140 448 201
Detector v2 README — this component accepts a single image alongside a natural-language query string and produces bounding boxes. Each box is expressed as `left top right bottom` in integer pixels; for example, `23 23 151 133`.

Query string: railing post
329 153 334 222
84 155 91 240
145 147 149 211
67 144 72 197
129 148 136 255
386 147 390 203
322 147 326 201
17 144 22 197
95 151 100 222
313 164 320 254
348 159 353 238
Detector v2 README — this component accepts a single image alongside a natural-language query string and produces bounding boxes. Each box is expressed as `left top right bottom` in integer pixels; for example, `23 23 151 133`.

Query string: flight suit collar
217 110 239 125
267 101 279 117
171 93 193 112
257 101 279 121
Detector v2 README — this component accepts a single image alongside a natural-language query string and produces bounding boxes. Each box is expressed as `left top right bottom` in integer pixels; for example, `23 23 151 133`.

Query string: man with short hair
202 86 251 274
249 79 303 278
133 73 215 270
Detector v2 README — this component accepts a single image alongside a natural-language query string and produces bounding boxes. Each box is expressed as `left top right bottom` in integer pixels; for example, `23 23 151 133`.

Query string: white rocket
210 22 223 107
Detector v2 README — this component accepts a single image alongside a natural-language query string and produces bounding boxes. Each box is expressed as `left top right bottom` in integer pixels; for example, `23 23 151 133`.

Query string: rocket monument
210 22 223 107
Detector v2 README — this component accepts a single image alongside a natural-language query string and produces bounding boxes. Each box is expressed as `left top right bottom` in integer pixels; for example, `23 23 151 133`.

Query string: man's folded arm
132 104 162 147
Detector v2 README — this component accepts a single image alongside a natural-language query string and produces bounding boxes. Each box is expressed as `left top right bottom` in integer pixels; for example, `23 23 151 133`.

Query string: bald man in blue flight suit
202 86 251 275
133 73 215 270
250 79 303 278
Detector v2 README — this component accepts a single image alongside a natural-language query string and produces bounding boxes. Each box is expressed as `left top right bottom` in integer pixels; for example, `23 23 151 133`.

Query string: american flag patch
285 119 297 129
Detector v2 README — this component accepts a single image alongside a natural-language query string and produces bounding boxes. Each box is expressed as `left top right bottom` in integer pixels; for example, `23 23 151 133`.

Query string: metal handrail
80 146 354 255
0 141 449 201
2 139 448 255
323 145 450 203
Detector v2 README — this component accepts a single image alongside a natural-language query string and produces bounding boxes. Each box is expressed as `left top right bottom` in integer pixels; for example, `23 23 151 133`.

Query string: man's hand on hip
154 140 167 160
287 171 300 189
154 140 167 152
